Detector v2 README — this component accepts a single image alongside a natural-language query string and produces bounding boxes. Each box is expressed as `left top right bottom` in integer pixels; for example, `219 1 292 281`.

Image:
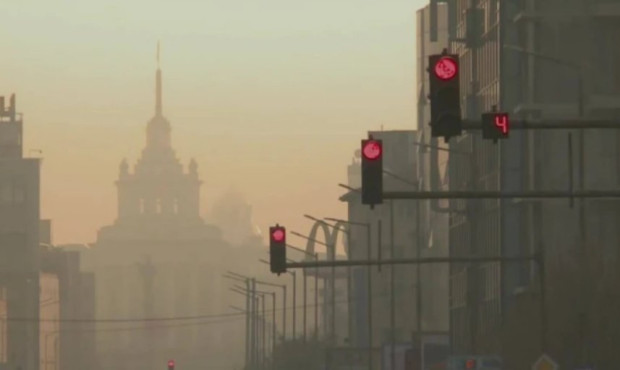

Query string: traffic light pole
285 255 538 269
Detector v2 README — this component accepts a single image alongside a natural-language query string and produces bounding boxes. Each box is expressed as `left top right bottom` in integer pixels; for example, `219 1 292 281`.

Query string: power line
0 289 392 323
65 316 245 334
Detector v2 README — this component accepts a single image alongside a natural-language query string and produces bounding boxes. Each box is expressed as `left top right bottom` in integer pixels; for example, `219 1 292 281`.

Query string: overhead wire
1 289 394 325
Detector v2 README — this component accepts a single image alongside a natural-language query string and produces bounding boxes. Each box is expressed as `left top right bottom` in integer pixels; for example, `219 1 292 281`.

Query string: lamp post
235 286 277 360
304 214 347 344
285 243 320 339
225 272 291 341
254 262 297 340
230 287 254 369
232 288 264 370
291 231 326 341
325 217 372 370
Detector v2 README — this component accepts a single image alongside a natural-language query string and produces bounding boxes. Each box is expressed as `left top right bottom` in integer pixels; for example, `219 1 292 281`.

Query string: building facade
40 221 97 370
0 94 42 370
415 2 451 337
421 0 620 365
80 58 236 370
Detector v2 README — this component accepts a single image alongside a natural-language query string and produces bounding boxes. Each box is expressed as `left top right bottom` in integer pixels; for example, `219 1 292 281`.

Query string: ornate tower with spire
100 44 206 228
90 46 229 370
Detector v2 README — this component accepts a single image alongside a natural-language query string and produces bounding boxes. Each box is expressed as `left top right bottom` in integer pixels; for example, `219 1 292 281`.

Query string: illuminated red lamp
168 359 175 369
362 140 382 161
465 358 476 369
433 56 458 81
271 228 285 243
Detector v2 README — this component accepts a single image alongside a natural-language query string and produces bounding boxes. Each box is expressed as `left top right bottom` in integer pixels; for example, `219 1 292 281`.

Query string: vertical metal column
367 224 373 370
390 201 396 370
245 278 251 368
315 253 319 339
303 269 307 342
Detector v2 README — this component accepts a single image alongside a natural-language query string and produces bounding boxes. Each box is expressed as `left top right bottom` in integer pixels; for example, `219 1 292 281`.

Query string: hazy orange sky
1 0 425 247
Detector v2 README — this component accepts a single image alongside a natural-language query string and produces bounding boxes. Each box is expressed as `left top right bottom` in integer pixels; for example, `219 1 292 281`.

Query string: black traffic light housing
428 49 462 142
361 138 383 206
269 225 287 275
481 111 510 142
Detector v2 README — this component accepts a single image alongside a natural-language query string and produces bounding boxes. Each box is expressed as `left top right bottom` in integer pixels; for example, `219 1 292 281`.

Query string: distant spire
155 41 162 116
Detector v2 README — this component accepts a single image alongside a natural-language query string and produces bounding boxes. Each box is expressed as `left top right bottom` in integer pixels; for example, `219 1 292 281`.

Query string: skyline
1 0 425 247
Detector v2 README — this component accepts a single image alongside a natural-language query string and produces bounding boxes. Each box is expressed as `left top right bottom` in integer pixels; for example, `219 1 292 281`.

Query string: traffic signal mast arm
382 190 620 200
463 118 620 130
284 254 540 269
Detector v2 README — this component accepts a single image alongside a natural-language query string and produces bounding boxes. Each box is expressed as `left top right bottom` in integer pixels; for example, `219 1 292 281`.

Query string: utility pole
262 295 266 368
389 201 396 370
290 271 297 340
271 292 276 358
330 239 336 345
246 279 251 367
415 188 422 350
368 223 373 370
251 279 257 368
314 253 319 339
303 268 307 342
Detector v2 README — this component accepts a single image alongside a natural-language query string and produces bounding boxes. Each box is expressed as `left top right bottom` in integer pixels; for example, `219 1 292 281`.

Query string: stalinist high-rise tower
80 44 234 370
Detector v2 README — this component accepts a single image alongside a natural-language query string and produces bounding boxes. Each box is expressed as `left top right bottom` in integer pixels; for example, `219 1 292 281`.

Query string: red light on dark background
168 360 175 366
362 140 382 160
465 359 476 369
494 113 509 135
271 228 285 242
433 56 458 81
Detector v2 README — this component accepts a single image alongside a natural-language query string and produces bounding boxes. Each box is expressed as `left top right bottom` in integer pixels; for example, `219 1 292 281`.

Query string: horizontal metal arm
285 255 539 269
383 190 620 200
462 119 620 130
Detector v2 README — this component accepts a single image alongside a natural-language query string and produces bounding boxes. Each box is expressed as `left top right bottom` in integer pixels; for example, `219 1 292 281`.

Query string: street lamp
232 287 265 369
286 243 320 339
325 217 372 370
225 272 289 341
230 286 256 368
236 285 277 359
256 260 297 340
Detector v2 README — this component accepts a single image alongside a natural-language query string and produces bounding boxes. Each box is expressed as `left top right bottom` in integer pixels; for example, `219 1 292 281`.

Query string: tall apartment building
421 0 620 364
0 94 42 370
340 130 420 368
415 2 450 337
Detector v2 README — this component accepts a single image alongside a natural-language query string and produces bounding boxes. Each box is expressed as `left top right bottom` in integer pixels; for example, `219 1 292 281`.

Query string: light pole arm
291 231 329 247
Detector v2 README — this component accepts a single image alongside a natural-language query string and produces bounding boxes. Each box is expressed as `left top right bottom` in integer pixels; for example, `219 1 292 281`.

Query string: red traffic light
271 228 285 242
465 359 476 369
362 140 382 161
433 56 458 81
168 360 175 367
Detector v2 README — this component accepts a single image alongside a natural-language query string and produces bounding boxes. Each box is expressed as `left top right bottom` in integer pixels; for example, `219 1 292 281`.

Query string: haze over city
0 0 422 246
3 0 617 369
